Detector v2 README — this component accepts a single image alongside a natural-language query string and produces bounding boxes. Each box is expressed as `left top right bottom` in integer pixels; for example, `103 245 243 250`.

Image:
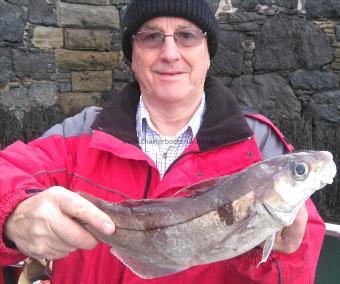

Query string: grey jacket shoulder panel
42 106 103 138
245 116 287 160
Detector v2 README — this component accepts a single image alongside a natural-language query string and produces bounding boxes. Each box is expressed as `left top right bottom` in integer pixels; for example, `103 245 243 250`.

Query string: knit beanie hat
121 0 219 62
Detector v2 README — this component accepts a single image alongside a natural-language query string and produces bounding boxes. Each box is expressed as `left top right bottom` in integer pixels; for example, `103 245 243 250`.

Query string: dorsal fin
171 175 231 197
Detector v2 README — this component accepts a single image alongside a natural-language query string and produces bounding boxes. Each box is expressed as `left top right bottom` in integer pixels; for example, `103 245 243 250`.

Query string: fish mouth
263 199 305 217
319 159 337 187
262 203 275 218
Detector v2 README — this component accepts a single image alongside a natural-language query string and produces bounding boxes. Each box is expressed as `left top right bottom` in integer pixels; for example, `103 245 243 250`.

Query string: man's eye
143 32 162 41
177 31 196 40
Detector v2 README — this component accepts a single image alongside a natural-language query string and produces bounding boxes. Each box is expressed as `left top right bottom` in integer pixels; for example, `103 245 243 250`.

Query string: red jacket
0 77 324 283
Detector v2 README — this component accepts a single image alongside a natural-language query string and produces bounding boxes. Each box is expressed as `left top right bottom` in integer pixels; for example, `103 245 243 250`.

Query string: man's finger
51 187 115 235
50 215 99 250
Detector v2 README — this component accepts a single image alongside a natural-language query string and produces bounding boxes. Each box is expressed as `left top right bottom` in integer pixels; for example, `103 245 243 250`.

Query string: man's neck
142 95 203 137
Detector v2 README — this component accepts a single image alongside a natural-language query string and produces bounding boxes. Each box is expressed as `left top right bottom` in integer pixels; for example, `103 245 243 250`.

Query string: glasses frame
132 29 208 49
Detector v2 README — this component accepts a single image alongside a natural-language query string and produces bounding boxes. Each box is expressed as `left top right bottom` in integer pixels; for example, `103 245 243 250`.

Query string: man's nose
159 36 181 61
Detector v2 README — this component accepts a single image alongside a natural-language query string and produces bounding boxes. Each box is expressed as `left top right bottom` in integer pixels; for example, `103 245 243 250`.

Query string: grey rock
0 87 29 123
28 0 57 25
63 0 110 5
232 0 298 11
0 0 27 42
234 22 260 32
219 11 266 23
210 31 245 76
28 81 57 107
6 0 29 6
231 73 301 119
244 60 253 68
205 0 220 14
57 81 72 93
243 68 254 75
0 106 23 148
308 90 340 124
0 48 14 88
305 0 340 19
254 14 333 71
257 5 284 15
112 31 122 51
244 53 253 60
22 105 64 141
110 0 130 5
13 49 52 79
58 2 120 29
336 25 340 41
288 70 339 91
49 72 72 81
113 68 134 82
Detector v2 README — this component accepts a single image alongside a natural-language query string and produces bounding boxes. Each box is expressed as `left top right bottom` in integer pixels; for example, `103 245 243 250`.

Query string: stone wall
0 0 339 222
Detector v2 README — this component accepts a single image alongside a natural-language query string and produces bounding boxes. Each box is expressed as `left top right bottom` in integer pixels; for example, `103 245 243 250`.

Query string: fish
79 151 337 279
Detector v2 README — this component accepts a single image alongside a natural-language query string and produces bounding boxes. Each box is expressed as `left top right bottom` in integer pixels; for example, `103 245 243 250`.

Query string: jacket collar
92 76 253 151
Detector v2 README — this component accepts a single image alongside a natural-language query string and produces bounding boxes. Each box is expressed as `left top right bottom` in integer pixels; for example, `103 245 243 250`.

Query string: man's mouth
156 71 185 76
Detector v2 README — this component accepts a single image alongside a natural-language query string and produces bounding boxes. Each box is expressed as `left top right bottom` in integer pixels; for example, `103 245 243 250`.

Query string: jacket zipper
142 165 152 199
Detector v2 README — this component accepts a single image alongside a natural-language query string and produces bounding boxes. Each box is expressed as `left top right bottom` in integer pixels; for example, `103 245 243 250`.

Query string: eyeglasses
132 29 207 49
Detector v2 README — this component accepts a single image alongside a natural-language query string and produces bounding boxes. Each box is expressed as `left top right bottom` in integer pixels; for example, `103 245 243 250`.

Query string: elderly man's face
131 17 210 106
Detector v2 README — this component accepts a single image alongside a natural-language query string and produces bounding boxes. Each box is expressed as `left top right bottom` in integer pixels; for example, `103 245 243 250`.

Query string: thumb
51 187 115 235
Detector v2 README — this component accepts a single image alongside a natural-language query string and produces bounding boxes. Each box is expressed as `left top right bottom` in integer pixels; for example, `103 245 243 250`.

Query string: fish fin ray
257 233 275 267
171 175 231 197
110 247 181 279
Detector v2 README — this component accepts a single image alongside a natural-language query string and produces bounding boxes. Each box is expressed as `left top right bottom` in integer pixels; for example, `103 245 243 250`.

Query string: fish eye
292 162 309 180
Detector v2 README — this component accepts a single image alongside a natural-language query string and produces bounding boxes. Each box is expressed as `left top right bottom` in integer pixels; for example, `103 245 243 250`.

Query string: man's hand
272 204 308 253
4 186 115 260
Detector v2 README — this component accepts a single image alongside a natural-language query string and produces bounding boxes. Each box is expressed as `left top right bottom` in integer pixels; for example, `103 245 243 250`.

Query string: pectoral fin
257 233 275 267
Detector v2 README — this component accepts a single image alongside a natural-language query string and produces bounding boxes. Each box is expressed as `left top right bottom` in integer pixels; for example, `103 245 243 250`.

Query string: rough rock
72 70 112 92
64 29 111 51
0 48 14 88
0 0 27 42
210 31 245 76
57 92 104 115
32 26 63 49
28 81 57 106
307 90 340 124
305 0 340 19
336 25 340 41
13 50 53 79
254 14 333 71
63 0 110 5
288 70 339 91
28 0 57 26
231 73 301 119
232 0 299 11
58 2 120 29
55 50 120 71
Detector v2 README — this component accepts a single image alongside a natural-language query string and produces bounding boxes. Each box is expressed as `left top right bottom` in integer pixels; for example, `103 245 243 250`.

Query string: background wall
0 0 339 222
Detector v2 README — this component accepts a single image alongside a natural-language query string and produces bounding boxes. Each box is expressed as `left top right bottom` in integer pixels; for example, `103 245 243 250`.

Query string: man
0 0 325 283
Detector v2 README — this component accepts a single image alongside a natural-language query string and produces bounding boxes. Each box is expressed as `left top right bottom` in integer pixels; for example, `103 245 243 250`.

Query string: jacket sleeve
0 137 73 265
231 115 325 283
0 106 101 266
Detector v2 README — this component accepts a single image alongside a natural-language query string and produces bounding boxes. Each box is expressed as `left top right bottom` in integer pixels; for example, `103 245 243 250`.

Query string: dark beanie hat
121 0 219 62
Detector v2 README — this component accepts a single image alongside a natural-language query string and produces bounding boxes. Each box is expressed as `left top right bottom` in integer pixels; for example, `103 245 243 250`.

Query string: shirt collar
136 93 206 139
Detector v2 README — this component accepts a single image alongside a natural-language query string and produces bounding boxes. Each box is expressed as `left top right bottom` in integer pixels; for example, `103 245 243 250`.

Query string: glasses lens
175 30 203 47
135 32 163 49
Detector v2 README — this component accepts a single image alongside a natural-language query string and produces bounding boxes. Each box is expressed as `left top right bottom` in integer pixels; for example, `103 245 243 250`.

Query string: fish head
262 151 336 225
